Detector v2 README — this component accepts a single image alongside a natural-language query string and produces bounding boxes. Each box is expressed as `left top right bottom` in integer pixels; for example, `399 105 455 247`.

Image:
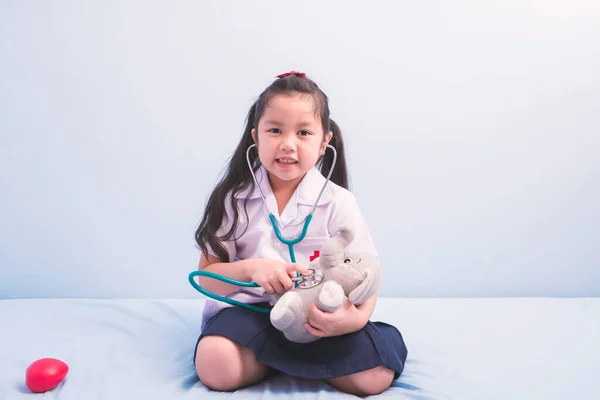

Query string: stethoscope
188 143 337 313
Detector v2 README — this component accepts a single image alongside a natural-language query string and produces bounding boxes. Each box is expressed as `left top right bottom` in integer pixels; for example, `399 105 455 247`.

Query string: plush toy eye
344 258 351 263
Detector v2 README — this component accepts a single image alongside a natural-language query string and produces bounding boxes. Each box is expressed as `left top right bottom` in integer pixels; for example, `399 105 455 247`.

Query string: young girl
193 71 407 396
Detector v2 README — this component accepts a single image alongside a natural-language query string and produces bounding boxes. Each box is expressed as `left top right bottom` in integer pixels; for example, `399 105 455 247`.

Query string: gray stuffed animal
269 224 382 343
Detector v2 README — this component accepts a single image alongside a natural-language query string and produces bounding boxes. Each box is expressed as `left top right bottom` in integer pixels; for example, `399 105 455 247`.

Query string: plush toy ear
321 224 354 269
335 224 354 247
348 269 376 305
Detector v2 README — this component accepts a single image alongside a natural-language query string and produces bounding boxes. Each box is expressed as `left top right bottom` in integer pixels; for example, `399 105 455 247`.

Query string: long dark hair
195 74 349 262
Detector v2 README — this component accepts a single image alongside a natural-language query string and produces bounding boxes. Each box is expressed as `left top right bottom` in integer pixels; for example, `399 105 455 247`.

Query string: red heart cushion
25 358 69 393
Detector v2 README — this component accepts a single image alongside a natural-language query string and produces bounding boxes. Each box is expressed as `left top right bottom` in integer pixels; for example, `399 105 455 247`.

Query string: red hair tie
276 71 306 79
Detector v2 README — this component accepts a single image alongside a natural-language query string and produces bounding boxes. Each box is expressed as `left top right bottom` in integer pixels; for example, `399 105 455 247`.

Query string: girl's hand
248 259 309 295
304 297 366 338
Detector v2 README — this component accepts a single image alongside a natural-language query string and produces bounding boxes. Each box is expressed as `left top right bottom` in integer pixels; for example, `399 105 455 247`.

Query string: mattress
1 297 598 399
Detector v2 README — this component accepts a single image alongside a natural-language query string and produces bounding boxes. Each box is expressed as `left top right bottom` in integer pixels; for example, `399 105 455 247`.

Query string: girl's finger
309 302 326 325
270 279 285 294
286 263 310 275
262 283 275 295
278 270 294 291
304 323 325 337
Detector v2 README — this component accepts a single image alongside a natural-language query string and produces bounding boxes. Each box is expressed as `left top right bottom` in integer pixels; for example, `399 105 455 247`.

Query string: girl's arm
354 294 377 329
305 294 378 337
196 253 309 296
196 253 257 296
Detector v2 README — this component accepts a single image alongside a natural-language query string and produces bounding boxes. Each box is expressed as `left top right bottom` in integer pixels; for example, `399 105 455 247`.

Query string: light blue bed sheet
1 297 599 399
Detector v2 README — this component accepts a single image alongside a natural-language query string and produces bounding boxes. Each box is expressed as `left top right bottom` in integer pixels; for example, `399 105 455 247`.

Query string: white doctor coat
198 165 378 325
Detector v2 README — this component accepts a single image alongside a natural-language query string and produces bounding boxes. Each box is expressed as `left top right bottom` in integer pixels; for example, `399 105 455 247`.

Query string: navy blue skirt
194 303 408 380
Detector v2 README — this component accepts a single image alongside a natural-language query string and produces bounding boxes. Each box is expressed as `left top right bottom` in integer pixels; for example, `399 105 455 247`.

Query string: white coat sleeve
327 189 378 257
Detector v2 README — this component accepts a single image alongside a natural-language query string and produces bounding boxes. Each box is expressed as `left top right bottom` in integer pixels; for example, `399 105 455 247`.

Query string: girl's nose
279 133 297 151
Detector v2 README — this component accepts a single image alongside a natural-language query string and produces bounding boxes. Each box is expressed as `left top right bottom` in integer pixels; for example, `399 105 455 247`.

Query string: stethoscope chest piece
293 269 323 289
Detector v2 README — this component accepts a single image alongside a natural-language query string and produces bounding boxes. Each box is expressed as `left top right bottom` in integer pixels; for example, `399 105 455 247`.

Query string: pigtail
322 119 350 190
195 103 258 262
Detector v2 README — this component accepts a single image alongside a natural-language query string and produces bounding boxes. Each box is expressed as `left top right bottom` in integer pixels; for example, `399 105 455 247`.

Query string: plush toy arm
270 291 303 331
348 269 378 305
315 281 345 313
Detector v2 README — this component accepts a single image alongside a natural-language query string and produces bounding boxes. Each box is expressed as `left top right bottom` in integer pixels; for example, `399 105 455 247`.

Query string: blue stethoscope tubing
188 143 337 313
188 271 272 313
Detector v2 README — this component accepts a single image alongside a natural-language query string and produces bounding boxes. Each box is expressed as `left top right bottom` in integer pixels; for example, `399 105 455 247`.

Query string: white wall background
1 0 599 299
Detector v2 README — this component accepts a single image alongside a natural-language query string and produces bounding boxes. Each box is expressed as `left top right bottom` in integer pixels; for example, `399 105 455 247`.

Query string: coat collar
235 166 334 225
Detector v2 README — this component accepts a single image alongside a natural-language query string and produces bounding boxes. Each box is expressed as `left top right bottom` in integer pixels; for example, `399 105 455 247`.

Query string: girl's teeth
278 159 296 164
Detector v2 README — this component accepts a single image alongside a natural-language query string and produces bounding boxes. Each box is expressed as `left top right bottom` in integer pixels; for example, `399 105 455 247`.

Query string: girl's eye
268 128 281 134
298 130 311 136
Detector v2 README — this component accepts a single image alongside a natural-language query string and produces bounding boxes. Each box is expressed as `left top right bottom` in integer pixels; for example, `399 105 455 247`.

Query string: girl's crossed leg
195 335 394 395
195 335 269 391
326 366 395 396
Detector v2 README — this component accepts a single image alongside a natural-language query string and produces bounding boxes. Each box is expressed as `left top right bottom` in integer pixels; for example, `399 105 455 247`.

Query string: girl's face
252 93 332 191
